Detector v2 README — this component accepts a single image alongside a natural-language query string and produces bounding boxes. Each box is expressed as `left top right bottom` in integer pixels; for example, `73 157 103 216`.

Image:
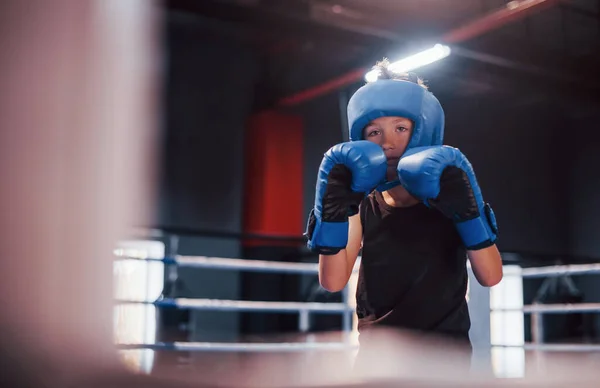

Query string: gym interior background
117 0 600 378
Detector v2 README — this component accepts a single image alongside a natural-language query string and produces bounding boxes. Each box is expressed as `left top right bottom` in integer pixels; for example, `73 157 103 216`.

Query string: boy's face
363 116 414 180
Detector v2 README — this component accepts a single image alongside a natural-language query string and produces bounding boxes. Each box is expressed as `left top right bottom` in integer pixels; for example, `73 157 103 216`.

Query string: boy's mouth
386 157 399 166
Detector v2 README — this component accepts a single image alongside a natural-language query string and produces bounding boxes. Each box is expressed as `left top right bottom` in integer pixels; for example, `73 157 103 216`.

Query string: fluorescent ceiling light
365 44 452 82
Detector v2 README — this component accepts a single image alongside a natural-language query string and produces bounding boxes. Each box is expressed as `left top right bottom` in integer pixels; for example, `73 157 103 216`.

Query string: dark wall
160 12 260 342
568 112 600 258
297 93 348 226
565 112 600 337
442 97 571 255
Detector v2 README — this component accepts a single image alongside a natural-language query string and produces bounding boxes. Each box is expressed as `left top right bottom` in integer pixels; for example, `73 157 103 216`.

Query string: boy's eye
396 126 408 132
366 128 381 137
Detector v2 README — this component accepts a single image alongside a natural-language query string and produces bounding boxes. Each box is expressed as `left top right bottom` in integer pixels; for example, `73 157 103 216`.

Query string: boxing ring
112 231 600 376
491 263 600 353
112 231 361 373
113 255 356 352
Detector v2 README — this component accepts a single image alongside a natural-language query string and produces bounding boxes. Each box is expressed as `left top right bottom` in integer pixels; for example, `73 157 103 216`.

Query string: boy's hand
305 141 387 255
396 145 498 250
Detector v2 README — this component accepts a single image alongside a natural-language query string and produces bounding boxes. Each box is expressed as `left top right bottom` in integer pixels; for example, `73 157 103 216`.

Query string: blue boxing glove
397 145 498 250
305 141 387 255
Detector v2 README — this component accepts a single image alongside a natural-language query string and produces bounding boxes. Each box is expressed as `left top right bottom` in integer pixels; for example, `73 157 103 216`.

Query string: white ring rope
177 255 321 273
523 303 600 313
493 343 600 352
115 249 600 354
118 341 358 352
116 253 600 279
114 254 361 274
117 298 600 315
521 263 600 278
493 303 600 314
115 298 353 313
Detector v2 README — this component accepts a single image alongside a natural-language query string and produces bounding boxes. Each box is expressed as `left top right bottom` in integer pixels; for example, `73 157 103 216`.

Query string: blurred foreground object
0 0 160 386
146 329 600 388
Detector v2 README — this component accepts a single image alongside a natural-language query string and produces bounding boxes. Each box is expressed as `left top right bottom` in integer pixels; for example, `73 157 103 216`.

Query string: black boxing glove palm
397 146 498 250
428 166 479 221
321 165 366 221
306 141 387 255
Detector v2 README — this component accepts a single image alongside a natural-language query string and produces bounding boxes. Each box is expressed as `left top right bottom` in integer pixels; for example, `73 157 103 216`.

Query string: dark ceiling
165 0 600 115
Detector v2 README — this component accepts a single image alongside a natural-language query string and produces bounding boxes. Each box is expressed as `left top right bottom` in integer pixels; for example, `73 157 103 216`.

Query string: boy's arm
467 244 503 287
318 214 362 292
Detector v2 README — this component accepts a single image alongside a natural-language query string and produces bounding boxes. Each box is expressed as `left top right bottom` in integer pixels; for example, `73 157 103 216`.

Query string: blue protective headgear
346 78 445 191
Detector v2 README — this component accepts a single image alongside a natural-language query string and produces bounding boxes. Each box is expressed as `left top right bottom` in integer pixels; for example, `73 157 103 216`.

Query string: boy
304 60 503 363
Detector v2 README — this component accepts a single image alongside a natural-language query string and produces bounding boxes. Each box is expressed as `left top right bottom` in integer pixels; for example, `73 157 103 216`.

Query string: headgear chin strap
376 180 402 192
346 78 445 192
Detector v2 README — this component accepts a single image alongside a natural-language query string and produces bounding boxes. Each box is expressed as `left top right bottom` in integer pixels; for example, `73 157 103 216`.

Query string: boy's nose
381 135 395 151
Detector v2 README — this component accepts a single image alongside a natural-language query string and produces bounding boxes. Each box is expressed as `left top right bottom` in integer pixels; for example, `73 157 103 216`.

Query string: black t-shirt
356 190 470 340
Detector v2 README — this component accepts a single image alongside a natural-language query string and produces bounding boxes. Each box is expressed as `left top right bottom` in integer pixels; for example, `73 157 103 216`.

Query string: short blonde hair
370 58 429 89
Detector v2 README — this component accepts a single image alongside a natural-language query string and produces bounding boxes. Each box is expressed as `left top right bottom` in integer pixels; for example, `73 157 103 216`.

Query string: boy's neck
381 185 420 208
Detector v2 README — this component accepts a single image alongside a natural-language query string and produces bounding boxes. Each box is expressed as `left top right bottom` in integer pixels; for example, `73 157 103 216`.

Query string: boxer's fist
397 146 498 250
305 141 387 255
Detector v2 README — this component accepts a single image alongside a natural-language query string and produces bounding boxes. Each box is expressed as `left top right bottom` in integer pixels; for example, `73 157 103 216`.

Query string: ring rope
117 299 600 314
521 263 600 278
115 298 353 313
115 255 325 274
115 254 363 274
493 343 600 352
114 251 600 354
177 255 324 273
119 342 600 353
116 253 600 278
494 303 600 314
117 341 358 352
